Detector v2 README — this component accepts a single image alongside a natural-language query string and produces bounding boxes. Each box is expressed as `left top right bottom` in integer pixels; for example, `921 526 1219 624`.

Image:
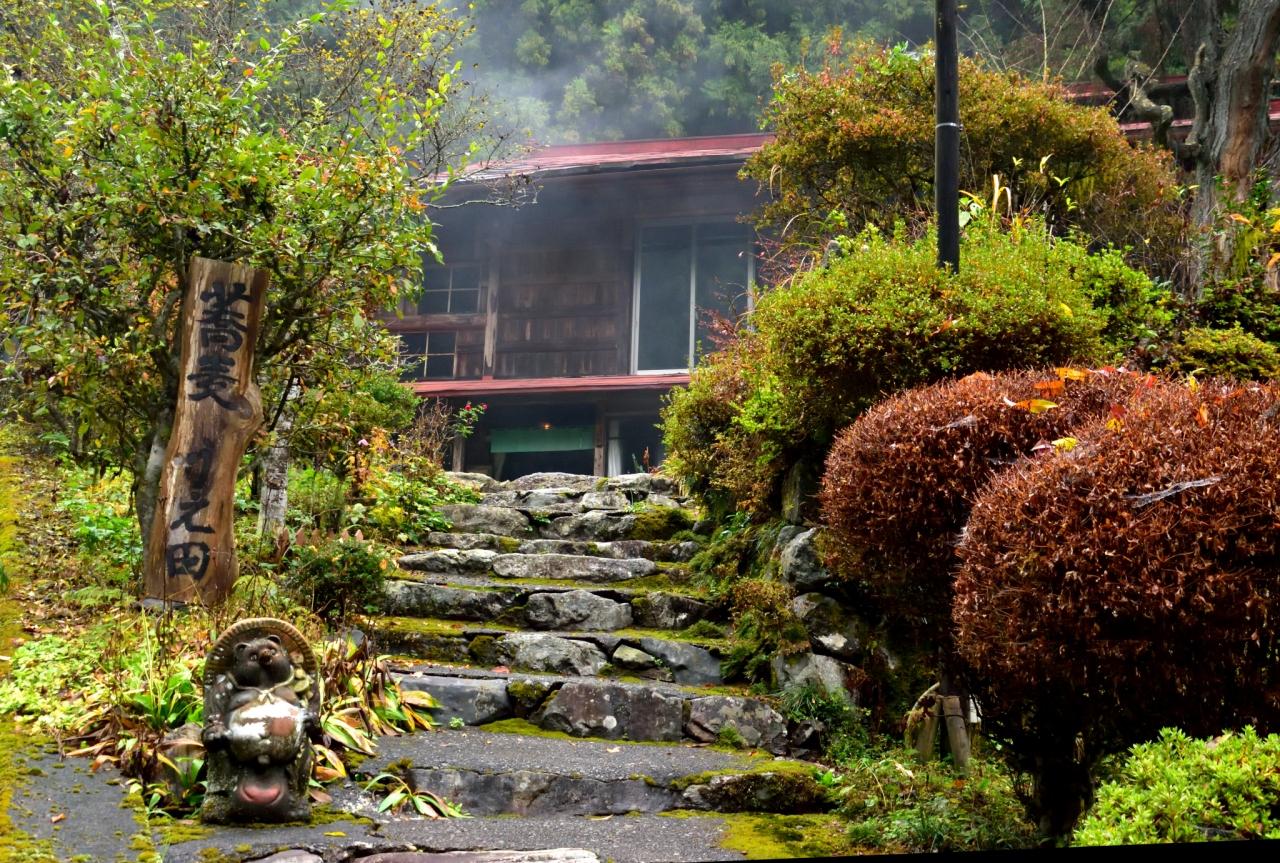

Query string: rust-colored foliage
819 367 1145 617
954 378 1280 834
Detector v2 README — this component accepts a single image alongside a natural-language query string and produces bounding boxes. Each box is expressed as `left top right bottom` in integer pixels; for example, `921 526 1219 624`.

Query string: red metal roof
411 373 691 399
463 133 773 181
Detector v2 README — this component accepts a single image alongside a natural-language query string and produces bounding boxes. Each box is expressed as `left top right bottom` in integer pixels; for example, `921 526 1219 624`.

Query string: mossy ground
659 810 855 859
0 439 61 863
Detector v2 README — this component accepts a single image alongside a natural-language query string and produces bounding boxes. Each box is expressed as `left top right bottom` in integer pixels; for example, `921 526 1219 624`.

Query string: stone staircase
332 471 838 861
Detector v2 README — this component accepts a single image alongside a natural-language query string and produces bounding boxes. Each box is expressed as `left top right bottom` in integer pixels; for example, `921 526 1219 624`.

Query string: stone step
420 531 701 563
391 665 794 752
437 504 697 543
383 576 720 632
369 618 730 685
399 550 662 583
352 726 830 818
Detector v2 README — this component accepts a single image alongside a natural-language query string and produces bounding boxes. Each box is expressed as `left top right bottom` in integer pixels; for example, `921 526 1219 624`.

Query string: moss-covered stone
630 506 695 541
506 678 556 716
468 634 500 665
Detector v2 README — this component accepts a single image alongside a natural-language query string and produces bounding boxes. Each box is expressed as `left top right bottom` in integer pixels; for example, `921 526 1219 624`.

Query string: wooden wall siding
494 215 628 379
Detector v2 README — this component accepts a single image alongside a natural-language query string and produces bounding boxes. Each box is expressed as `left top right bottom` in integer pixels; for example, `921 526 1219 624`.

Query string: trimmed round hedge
954 378 1280 835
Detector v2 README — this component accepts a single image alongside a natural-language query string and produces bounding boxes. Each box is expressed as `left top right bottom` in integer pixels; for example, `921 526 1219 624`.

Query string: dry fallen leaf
50 813 65 824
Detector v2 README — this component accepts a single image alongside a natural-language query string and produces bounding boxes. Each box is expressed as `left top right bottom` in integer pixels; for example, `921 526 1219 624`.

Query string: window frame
630 217 756 375
410 261 484 317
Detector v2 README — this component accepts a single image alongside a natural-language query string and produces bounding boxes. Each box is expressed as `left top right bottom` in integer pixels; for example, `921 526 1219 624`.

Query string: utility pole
935 0 960 272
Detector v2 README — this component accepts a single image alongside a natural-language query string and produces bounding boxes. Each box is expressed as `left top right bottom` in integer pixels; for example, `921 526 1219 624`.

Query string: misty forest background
454 1 1189 144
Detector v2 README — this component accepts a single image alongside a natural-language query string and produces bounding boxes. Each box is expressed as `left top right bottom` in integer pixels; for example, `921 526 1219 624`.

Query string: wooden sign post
143 257 269 606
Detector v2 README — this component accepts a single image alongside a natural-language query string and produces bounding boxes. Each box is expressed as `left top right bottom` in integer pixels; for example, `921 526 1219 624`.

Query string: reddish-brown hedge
819 367 1146 602
954 379 1280 834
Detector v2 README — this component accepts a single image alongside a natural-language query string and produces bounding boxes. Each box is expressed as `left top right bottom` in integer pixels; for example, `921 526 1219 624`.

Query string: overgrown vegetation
663 218 1164 516
744 40 1185 278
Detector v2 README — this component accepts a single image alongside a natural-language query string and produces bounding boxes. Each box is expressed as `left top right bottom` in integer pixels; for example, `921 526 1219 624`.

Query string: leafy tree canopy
0 0 473 535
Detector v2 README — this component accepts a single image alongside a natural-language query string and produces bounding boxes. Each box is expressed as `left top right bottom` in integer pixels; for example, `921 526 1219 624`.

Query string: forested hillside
460 1 1193 142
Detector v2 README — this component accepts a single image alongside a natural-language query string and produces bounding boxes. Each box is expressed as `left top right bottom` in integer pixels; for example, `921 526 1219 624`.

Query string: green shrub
55 466 142 583
1075 727 1280 844
349 466 475 545
663 219 1148 514
1170 325 1280 380
284 536 392 623
287 466 349 530
746 40 1185 279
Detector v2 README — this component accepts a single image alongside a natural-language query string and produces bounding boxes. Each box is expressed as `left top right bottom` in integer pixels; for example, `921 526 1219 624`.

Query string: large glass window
633 222 752 373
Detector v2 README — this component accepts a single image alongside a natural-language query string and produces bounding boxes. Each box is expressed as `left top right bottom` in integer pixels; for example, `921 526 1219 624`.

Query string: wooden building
387 134 770 480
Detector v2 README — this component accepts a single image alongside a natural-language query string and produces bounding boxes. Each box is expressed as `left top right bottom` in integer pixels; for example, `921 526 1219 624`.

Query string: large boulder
440 504 534 538
779 529 832 592
637 638 722 685
791 593 870 663
770 652 861 704
524 590 633 631
494 633 608 677
536 681 684 741
540 511 637 542
685 697 788 754
504 472 598 492
444 471 502 492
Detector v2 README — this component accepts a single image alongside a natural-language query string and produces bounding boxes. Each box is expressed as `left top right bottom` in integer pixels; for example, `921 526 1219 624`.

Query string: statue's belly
227 696 303 763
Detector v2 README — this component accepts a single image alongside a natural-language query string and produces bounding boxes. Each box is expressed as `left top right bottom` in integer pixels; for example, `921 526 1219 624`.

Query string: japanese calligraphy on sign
144 258 269 607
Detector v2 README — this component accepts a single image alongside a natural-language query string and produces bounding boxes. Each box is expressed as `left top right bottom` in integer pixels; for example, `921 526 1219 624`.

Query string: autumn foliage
820 367 1146 611
954 378 1280 834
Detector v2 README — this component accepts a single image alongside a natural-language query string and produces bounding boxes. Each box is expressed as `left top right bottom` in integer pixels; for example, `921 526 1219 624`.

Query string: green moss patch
660 810 856 859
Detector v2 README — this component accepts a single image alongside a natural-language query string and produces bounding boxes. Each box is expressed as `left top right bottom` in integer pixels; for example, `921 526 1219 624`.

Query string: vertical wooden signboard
143 257 269 606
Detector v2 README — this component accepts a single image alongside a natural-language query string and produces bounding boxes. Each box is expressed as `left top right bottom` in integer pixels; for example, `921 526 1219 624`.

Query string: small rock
637 638 722 685
495 633 609 676
424 531 509 551
524 590 633 631
779 528 832 592
607 473 677 495
507 676 559 716
611 645 659 671
680 771 829 813
644 493 681 509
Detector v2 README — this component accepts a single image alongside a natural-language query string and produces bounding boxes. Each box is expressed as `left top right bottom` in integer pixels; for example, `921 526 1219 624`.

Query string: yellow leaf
1266 252 1280 269
1229 213 1252 224
1055 367 1088 381
1058 302 1073 318
323 831 346 837
1016 399 1058 414
1105 417 1124 432
1052 436 1078 452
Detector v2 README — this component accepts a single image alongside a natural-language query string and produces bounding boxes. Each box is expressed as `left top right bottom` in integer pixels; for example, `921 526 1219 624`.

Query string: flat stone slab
362 726 761 783
401 674 514 725
360 852 599 863
383 581 521 620
400 548 499 574
491 553 656 582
